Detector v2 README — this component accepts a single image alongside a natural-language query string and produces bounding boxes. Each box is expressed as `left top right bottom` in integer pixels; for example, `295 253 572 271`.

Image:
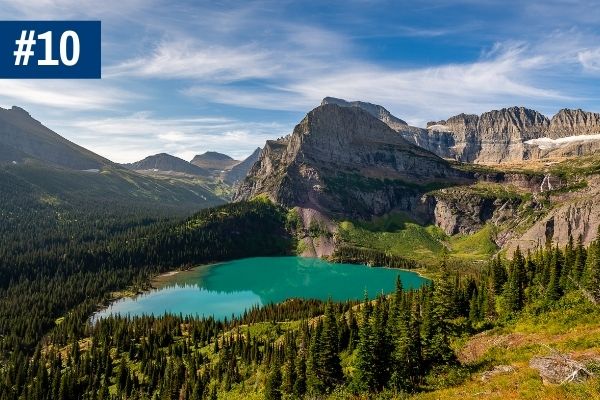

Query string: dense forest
0 217 598 398
1 167 600 399
0 194 293 360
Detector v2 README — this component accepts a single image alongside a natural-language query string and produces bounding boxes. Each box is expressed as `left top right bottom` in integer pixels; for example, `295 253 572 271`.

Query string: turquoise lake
93 256 428 321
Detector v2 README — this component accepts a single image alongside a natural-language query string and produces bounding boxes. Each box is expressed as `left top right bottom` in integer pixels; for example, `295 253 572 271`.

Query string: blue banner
0 21 101 79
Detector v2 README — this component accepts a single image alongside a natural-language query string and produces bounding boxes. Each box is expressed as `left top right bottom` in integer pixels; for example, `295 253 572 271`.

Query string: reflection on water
93 256 428 321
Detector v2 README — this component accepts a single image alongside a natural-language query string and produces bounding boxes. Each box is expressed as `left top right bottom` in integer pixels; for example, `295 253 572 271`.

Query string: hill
123 153 210 176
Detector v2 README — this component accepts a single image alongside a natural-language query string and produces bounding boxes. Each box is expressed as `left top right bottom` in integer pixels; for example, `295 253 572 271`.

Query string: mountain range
2 100 599 261
322 97 600 163
237 98 600 258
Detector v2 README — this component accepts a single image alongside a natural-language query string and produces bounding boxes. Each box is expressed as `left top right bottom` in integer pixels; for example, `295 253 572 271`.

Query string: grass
408 292 600 400
337 212 498 265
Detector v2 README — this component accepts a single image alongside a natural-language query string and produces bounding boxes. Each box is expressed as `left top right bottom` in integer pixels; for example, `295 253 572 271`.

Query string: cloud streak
47 112 287 163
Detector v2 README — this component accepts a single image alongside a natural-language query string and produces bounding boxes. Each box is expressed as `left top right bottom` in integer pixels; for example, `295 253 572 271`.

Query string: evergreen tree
571 236 587 282
583 231 600 300
390 304 422 393
264 363 282 400
293 356 307 397
546 247 563 302
504 247 526 313
352 298 377 393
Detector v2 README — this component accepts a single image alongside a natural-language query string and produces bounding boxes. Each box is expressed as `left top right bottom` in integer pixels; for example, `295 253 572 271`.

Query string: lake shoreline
92 256 430 321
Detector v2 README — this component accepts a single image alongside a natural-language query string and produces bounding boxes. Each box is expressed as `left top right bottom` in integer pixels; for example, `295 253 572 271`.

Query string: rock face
329 98 600 164
419 108 600 163
0 106 111 170
321 97 409 131
123 153 210 176
224 147 261 185
190 151 239 171
504 176 600 255
235 103 469 219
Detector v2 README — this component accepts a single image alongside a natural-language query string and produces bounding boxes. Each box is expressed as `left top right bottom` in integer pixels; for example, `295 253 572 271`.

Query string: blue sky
0 0 599 162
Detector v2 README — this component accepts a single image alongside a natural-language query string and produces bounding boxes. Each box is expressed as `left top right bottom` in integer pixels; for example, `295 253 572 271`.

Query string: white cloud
47 112 285 163
578 48 600 72
106 40 278 81
0 80 138 110
185 44 569 125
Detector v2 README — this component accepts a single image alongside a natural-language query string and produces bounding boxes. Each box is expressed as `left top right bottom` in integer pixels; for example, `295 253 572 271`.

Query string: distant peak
193 151 235 161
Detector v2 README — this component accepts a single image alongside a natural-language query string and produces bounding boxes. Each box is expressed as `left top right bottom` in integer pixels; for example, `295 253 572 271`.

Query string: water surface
94 256 428 321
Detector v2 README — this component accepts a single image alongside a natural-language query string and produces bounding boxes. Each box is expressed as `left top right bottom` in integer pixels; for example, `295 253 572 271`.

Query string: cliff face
504 175 600 254
548 109 600 138
223 147 261 185
235 104 468 218
420 108 600 163
328 98 600 164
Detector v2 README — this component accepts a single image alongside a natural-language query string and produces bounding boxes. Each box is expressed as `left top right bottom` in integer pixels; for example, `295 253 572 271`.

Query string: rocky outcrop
548 109 600 138
235 104 469 220
504 176 600 254
321 97 409 131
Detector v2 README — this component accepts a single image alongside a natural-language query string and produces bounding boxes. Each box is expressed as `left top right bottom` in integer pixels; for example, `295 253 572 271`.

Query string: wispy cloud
106 40 279 81
184 43 570 125
47 112 286 163
0 80 138 110
578 48 600 72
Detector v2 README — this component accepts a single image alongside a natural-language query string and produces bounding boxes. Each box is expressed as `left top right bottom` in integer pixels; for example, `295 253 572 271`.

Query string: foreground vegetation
1 217 598 399
1 169 600 399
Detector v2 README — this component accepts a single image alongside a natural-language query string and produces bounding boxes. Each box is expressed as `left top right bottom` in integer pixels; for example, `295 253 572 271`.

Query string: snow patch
525 134 600 150
427 124 450 131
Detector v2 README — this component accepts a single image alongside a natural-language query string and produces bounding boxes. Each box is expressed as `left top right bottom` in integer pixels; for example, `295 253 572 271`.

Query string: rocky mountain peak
236 102 467 217
321 97 409 131
548 108 600 138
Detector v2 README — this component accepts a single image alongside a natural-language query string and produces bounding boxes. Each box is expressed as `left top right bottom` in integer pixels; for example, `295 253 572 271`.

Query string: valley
0 97 599 400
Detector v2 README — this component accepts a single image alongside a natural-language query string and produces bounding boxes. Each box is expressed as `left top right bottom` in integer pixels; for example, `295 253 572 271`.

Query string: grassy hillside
1 162 225 213
337 212 498 265
414 292 600 400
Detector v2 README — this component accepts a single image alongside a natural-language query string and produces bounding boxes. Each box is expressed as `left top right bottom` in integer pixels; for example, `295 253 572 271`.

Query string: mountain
321 97 410 131
0 106 112 170
236 99 600 258
190 151 239 171
0 106 225 213
123 153 210 176
235 103 468 219
422 107 600 163
223 147 261 185
327 99 600 164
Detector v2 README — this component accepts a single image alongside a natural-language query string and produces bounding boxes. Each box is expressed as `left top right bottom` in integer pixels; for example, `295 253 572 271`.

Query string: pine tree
307 320 324 393
264 363 282 400
372 295 392 389
352 299 377 393
390 304 422 393
293 356 307 397
490 255 507 294
504 247 526 313
320 301 343 391
546 247 563 302
571 236 587 282
583 231 600 300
